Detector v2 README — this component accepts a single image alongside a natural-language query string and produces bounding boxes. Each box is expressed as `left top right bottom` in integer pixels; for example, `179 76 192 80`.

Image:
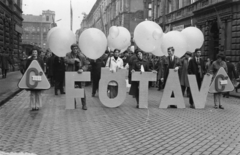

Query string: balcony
164 0 228 24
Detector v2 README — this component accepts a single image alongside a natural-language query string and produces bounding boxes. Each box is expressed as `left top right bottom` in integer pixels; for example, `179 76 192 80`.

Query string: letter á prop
18 60 50 89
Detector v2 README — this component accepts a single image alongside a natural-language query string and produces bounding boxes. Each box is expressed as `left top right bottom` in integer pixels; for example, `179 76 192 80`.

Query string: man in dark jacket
65 44 88 110
53 56 65 95
188 48 206 108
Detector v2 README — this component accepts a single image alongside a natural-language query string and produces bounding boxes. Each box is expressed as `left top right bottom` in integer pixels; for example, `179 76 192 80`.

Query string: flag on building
70 0 73 31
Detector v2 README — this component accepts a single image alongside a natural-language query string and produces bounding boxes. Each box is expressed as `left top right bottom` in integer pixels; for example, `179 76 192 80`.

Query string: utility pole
40 15 43 49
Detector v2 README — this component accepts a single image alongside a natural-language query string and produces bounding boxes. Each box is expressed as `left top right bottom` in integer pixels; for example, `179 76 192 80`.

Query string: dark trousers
92 78 100 95
189 75 202 105
107 85 118 98
75 82 86 105
181 86 190 96
2 69 8 78
55 79 64 94
158 80 163 90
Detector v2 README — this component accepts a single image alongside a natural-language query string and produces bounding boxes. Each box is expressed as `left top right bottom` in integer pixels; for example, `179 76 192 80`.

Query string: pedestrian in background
208 52 227 109
20 51 27 75
157 56 166 91
53 55 65 95
105 49 124 98
0 50 10 79
65 44 88 110
90 56 105 97
26 49 44 111
223 57 238 98
180 51 192 97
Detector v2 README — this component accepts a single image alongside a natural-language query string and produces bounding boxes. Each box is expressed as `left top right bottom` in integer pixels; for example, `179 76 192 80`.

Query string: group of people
0 49 16 78
21 43 240 111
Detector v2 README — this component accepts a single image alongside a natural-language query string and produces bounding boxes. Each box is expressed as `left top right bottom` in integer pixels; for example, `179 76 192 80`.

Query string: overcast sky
22 0 96 33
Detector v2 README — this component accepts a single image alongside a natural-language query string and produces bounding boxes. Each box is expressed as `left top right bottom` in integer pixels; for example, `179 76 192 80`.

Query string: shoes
82 105 87 110
92 94 95 97
61 92 65 94
190 105 194 109
136 105 139 108
219 105 224 109
214 105 218 109
55 92 58 95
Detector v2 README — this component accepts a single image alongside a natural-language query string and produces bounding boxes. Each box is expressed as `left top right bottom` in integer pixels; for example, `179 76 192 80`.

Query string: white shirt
106 57 124 86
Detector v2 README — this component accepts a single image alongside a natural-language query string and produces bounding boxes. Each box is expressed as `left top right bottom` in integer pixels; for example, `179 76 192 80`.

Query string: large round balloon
161 31 187 58
181 27 204 53
48 28 76 57
134 21 163 53
47 27 59 43
108 26 131 51
79 28 107 60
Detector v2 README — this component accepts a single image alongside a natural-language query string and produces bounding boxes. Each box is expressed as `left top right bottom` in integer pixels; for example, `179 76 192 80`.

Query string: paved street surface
0 71 22 106
0 86 240 155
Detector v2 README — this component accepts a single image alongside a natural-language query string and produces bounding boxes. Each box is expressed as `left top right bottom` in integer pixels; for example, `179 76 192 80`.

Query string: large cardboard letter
209 67 234 93
65 72 90 109
99 68 127 108
159 69 185 108
188 74 212 109
132 72 157 108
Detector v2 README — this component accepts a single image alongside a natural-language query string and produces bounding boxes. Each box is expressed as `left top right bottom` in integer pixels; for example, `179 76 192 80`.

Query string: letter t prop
132 72 157 108
65 72 90 109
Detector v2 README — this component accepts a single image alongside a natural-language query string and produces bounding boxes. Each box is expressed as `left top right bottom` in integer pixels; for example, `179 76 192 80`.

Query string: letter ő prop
188 74 212 109
159 69 185 108
132 72 157 108
99 68 127 108
65 72 90 109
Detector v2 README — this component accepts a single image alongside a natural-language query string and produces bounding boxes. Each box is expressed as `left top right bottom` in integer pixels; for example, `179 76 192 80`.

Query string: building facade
0 0 23 56
145 0 240 62
22 10 55 52
81 0 145 37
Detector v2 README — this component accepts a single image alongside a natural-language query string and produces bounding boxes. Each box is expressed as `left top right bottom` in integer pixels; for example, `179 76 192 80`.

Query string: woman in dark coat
90 56 105 97
53 56 65 95
129 50 150 108
0 51 10 78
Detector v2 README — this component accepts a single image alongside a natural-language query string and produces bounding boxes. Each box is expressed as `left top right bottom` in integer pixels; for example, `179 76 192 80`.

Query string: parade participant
163 47 182 88
65 44 88 110
53 55 65 95
223 57 238 98
208 52 227 109
129 50 156 108
90 55 105 97
188 49 206 108
205 57 212 71
180 51 192 96
105 49 124 98
127 49 138 85
26 49 44 111
19 51 28 75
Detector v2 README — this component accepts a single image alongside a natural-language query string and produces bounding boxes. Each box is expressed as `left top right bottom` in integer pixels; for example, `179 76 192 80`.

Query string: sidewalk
0 71 22 106
0 87 240 155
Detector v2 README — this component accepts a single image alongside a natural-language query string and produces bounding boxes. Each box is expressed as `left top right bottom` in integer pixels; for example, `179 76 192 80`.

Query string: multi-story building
22 10 55 53
145 0 240 62
0 0 23 56
81 0 145 37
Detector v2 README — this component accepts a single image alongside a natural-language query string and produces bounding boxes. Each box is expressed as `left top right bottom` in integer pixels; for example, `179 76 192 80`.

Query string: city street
0 86 240 155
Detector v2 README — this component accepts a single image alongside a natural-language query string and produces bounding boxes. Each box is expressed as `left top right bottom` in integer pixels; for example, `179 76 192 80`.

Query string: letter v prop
188 74 212 109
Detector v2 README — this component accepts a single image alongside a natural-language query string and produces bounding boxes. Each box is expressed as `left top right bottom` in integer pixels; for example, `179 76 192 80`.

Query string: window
191 0 196 4
37 27 40 32
148 2 152 18
168 0 172 13
43 27 46 32
46 16 49 21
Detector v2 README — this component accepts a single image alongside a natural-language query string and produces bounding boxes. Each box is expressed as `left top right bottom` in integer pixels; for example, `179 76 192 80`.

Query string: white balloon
134 21 163 53
161 31 187 58
181 27 204 53
152 42 164 57
46 27 60 47
79 28 107 60
109 26 119 39
48 28 76 57
108 26 131 51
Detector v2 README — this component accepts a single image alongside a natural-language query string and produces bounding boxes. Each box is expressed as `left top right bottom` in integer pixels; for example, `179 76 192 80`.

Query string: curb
229 94 240 99
0 89 22 107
